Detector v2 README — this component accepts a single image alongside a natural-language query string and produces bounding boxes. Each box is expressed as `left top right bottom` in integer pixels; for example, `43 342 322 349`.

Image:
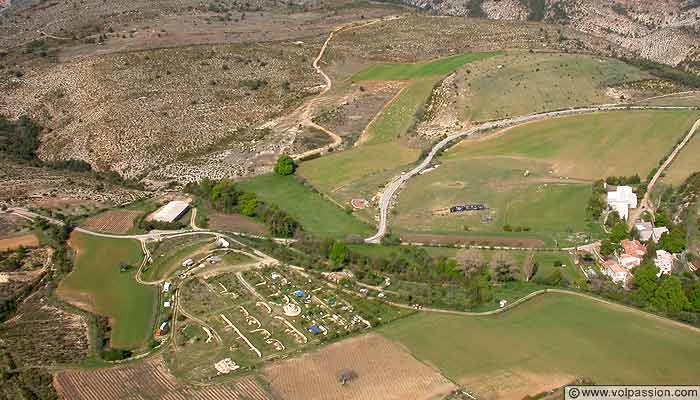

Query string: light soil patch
264 333 456 400
0 234 39 251
208 211 269 236
80 210 143 234
460 370 573 400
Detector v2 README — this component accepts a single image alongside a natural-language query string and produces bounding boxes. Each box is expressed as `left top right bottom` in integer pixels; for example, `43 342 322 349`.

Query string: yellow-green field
450 110 700 180
393 110 698 245
460 52 652 122
663 121 700 185
59 233 155 350
381 294 700 398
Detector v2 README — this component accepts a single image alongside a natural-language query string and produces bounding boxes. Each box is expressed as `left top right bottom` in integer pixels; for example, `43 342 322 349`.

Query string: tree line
185 178 300 237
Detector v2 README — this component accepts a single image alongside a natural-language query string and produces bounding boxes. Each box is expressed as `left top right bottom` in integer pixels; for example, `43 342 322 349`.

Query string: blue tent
293 290 305 298
308 325 322 335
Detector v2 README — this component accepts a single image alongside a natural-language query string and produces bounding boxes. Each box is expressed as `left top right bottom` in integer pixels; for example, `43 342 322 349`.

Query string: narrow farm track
291 16 401 161
627 116 700 226
365 104 700 243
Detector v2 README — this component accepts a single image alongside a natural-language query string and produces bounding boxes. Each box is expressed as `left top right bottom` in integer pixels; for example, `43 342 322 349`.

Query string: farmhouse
601 260 630 286
621 239 646 258
606 186 637 221
152 200 190 223
654 250 674 277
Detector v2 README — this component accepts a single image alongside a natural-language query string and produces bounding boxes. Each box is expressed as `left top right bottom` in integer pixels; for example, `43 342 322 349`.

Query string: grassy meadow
352 52 502 81
238 174 372 239
460 52 651 122
663 121 700 185
450 110 700 180
59 233 156 350
381 294 700 397
394 156 599 246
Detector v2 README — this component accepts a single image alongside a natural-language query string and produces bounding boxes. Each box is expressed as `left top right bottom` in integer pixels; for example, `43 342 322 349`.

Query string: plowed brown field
264 333 455 400
81 210 143 234
55 357 272 400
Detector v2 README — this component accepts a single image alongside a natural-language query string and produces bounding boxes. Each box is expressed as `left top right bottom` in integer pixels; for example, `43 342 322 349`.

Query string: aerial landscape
2 0 700 399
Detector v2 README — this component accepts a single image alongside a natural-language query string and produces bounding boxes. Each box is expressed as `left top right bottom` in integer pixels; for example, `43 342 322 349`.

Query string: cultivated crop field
55 357 272 400
208 212 269 236
0 233 39 251
58 233 155 349
80 210 143 234
380 294 700 399
238 174 372 239
264 333 456 400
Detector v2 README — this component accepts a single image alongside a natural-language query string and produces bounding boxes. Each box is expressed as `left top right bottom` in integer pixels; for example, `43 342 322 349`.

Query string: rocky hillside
396 0 700 73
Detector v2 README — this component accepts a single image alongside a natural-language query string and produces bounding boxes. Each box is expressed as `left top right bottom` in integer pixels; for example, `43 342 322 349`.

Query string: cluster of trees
0 349 57 400
274 154 296 176
0 115 42 161
587 180 607 219
185 178 300 237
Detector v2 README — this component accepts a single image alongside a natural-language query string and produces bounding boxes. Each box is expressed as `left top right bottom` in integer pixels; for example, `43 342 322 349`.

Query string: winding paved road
364 104 700 243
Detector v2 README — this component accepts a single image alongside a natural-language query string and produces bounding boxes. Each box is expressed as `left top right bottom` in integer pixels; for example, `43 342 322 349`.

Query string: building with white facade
601 260 630 286
607 186 637 221
654 250 674 277
152 200 190 223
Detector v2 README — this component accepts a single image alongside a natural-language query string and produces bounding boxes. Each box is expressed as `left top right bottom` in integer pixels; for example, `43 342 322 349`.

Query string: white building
654 250 674 277
652 227 669 243
163 281 172 293
635 222 654 242
607 186 637 221
152 200 190 223
601 260 630 286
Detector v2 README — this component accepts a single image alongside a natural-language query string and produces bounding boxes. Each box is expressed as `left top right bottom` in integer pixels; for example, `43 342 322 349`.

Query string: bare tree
522 250 535 281
456 248 484 277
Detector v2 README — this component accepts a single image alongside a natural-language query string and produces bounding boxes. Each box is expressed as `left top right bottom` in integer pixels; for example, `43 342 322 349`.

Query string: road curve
364 104 700 243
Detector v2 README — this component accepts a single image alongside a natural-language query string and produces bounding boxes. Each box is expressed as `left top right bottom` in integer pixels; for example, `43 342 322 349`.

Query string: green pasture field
663 121 700 185
639 92 700 107
450 110 700 180
238 174 372 239
352 52 502 81
59 233 156 350
380 294 700 392
361 78 438 145
460 52 652 122
531 252 583 285
298 141 420 195
393 156 600 247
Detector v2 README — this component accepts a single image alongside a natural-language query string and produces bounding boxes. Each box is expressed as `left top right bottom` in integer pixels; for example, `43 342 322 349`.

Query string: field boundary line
354 82 409 147
380 288 700 334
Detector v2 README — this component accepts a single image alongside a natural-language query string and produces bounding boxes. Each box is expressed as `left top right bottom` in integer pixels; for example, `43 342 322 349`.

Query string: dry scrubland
0 160 145 206
325 15 617 77
264 333 456 400
0 0 400 52
0 287 90 367
2 40 321 182
55 357 272 400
